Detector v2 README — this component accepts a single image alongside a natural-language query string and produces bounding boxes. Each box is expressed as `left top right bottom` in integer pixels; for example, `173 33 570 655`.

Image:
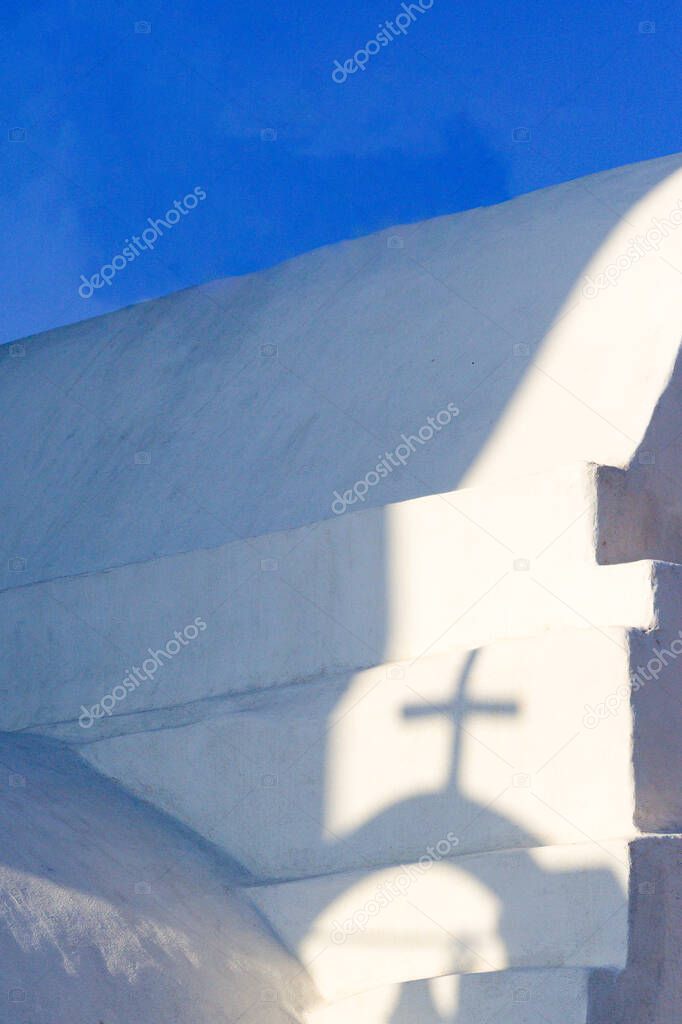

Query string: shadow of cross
391 654 625 1024
402 651 519 792
380 653 523 1021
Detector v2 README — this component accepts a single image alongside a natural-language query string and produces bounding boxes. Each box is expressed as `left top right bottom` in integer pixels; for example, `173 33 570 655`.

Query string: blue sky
1 0 680 344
